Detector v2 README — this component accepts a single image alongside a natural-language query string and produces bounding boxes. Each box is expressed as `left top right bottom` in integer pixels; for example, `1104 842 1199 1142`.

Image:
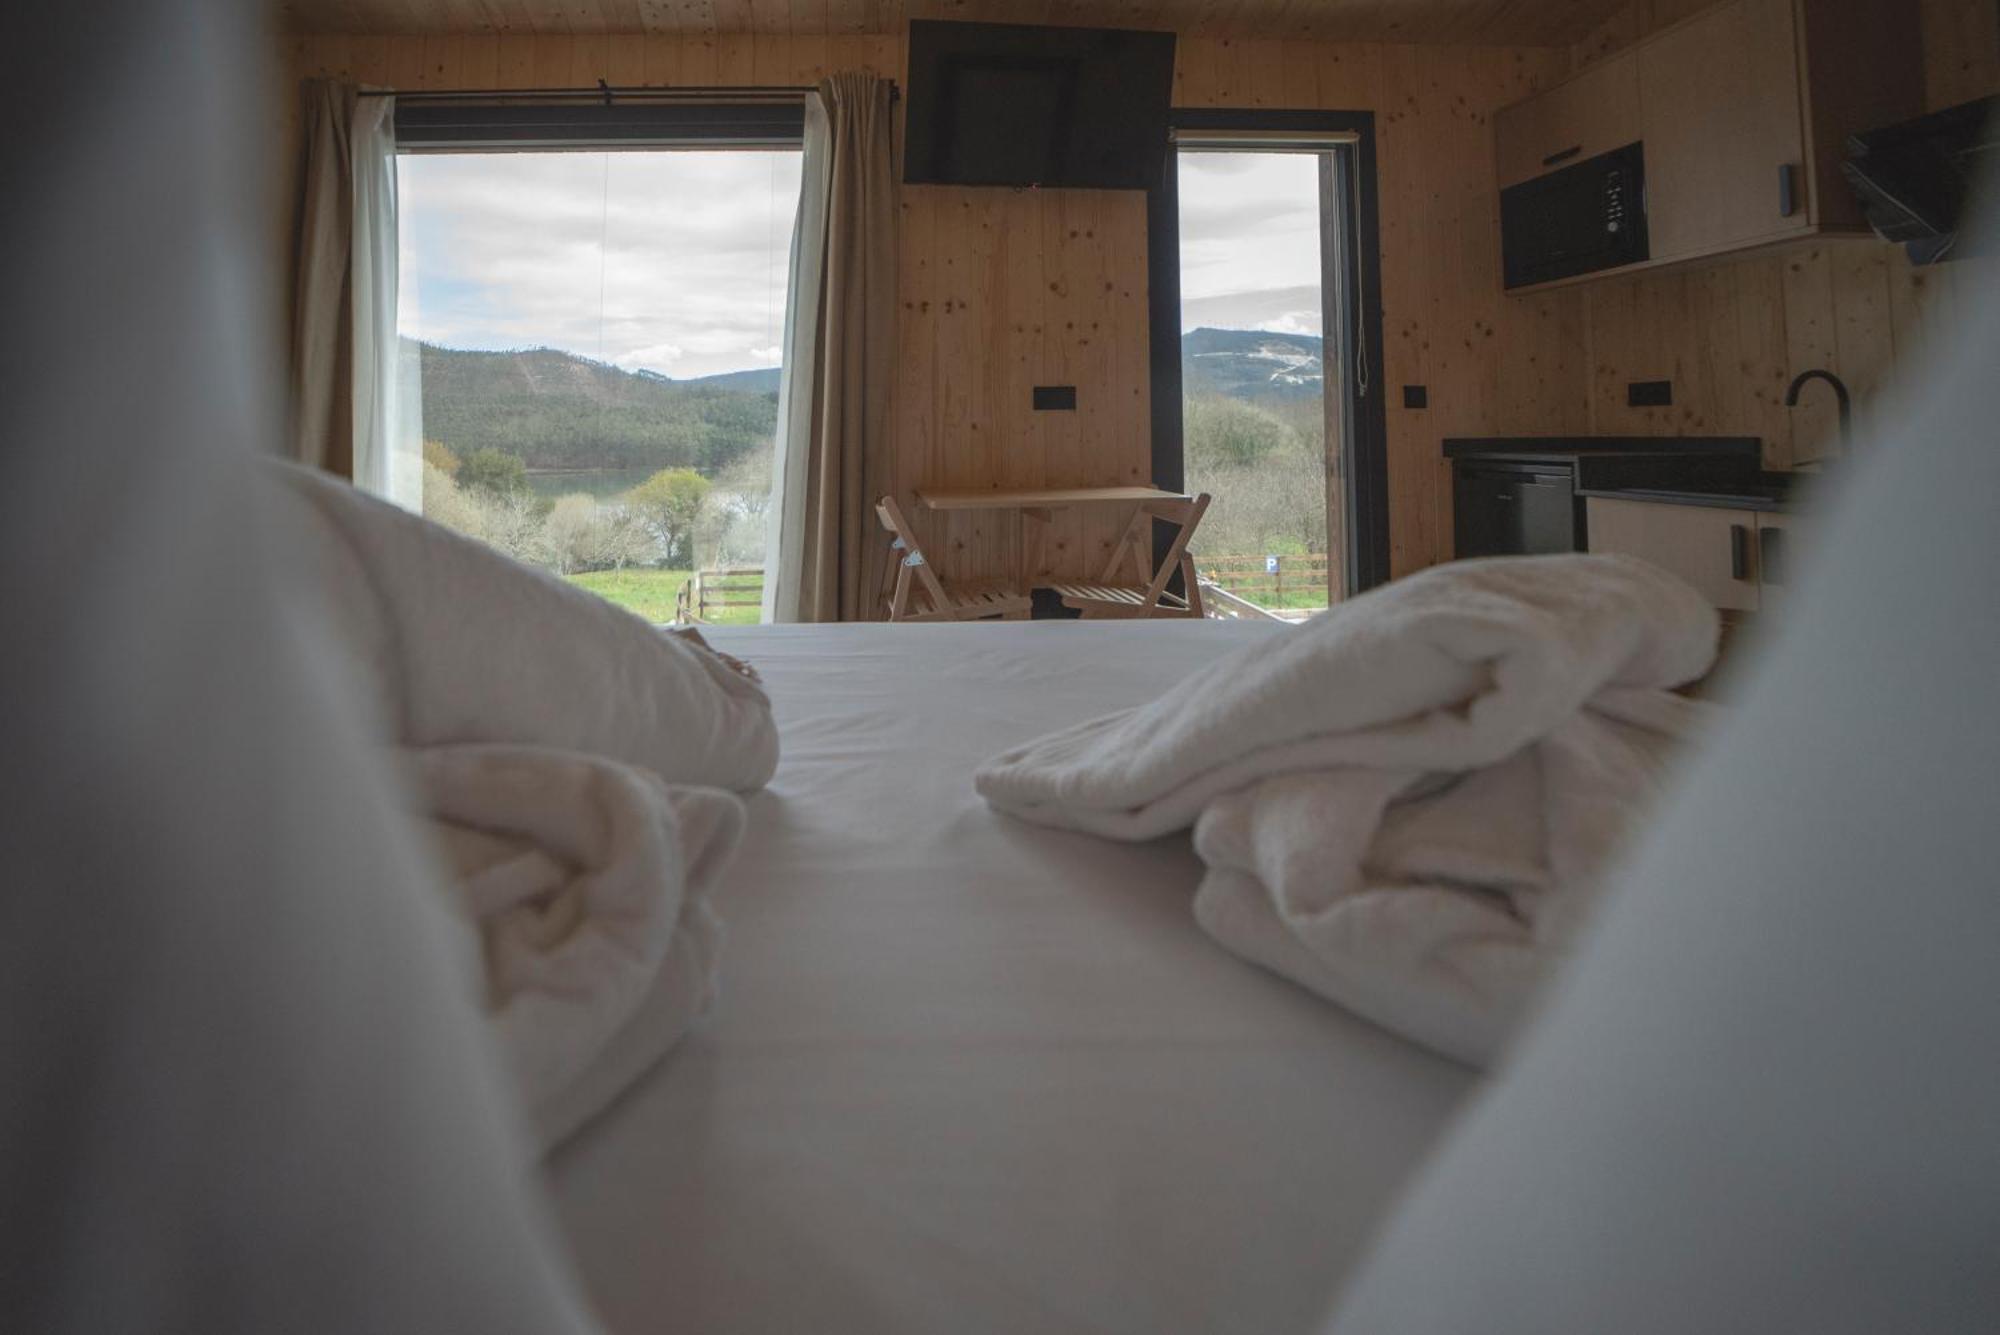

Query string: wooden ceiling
277 1 1639 48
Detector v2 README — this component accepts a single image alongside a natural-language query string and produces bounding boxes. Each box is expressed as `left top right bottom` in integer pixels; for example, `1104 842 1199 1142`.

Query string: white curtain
350 96 422 511
763 92 832 623
763 73 899 623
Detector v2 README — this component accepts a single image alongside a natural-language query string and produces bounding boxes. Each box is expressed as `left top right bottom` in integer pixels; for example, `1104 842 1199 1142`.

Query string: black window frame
1148 108 1391 596
393 96 807 151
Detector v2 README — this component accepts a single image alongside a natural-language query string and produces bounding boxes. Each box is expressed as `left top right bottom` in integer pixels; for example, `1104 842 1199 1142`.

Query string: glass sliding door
1175 141 1347 617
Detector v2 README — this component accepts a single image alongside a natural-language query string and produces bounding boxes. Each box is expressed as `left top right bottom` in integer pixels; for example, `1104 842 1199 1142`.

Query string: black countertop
1445 435 1797 511
1443 435 1763 462
1576 475 1798 513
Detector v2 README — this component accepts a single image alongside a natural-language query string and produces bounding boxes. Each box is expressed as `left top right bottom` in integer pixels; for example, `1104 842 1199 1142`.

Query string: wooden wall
1174 39 1583 576
1565 0 2000 468
282 29 1575 583
283 0 1997 588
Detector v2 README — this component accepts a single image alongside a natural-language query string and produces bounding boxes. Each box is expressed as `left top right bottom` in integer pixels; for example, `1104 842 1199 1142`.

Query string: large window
1177 146 1334 617
397 141 802 623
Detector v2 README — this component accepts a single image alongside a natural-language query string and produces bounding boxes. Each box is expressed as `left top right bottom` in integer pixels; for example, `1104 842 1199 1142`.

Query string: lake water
525 468 653 501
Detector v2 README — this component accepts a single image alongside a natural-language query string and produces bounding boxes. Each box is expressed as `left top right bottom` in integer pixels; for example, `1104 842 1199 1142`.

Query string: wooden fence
1197 580 1287 621
674 566 763 623
1194 554 1332 606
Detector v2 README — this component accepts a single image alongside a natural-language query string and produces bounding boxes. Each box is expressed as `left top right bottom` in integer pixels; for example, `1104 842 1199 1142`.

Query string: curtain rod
357 81 897 102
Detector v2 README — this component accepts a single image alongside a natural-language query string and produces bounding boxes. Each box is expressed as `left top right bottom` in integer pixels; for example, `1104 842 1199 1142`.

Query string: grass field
564 568 764 625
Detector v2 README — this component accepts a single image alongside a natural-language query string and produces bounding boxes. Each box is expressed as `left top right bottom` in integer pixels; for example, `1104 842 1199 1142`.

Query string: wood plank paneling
287 28 1576 581
1183 38 1582 577
286 0 1995 592
283 0 1640 46
1573 0 1999 470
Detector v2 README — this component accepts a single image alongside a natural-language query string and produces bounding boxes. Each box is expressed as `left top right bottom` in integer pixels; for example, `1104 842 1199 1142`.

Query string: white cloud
397 149 802 379
1264 309 1322 337
1176 150 1325 335
747 345 782 365
613 341 685 374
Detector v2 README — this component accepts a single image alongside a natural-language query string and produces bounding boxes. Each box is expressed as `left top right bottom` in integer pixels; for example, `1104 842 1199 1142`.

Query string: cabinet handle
1729 523 1752 581
1760 526 1785 586
1543 144 1583 168
1777 162 1797 217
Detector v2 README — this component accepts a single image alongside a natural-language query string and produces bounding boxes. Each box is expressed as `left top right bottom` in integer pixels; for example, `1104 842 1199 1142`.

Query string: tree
543 493 655 574
1183 395 1296 469
625 467 711 568
458 446 528 500
709 440 775 566
422 437 461 477
421 461 489 542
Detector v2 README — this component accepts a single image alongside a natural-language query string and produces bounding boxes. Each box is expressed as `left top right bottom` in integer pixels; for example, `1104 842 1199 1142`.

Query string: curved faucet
1785 368 1853 454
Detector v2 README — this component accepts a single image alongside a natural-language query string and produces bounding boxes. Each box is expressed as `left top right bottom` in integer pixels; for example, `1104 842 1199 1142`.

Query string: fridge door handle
1730 523 1753 581
1760 526 1785 586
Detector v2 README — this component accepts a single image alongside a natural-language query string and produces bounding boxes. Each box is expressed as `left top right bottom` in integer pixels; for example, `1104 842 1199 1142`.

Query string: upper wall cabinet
1639 0 1806 259
1495 49 1641 191
1494 0 1923 290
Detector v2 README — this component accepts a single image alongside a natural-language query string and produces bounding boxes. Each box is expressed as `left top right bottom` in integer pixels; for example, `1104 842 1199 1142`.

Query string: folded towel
1191 689 1708 1065
977 555 1719 1064
266 461 779 1142
412 744 743 1151
976 554 1714 839
268 460 779 795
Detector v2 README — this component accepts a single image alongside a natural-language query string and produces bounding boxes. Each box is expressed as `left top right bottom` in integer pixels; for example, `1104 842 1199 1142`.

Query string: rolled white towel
411 744 744 1152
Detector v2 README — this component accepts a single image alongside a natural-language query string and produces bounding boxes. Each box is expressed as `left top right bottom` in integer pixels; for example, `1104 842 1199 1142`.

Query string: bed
545 621 1477 1335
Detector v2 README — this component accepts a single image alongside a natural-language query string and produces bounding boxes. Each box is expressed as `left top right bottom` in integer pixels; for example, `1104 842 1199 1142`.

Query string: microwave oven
1500 141 1648 289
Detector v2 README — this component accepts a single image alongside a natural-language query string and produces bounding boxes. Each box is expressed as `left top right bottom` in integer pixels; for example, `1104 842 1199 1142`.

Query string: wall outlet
1628 379 1673 407
1403 385 1428 409
1032 385 1077 411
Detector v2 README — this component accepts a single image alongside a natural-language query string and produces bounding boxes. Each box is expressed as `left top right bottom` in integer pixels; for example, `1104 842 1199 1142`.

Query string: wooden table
913 485 1194 589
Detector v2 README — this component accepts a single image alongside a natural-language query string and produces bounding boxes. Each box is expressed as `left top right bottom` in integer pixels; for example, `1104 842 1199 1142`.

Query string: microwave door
1501 142 1647 288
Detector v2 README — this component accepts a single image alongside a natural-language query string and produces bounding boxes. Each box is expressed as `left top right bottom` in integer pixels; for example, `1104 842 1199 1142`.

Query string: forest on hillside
416 343 779 475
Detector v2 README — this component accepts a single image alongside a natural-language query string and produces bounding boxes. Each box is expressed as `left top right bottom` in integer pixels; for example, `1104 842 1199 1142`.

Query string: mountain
417 344 778 475
1182 327 1323 402
681 366 783 395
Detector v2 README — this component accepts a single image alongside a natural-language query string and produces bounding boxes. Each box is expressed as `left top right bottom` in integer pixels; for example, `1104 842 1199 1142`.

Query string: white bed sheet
546 621 1477 1335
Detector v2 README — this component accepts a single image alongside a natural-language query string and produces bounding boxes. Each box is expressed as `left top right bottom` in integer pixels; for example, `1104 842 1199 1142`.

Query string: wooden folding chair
875 496 1033 623
1046 493 1211 620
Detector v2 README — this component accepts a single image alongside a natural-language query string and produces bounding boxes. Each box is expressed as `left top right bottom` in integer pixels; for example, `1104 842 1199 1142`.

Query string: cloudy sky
1176 150 1324 338
398 149 802 379
396 145 1323 380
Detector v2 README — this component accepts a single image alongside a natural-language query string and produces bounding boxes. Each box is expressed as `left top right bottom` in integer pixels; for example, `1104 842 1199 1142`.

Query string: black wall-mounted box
1033 385 1078 411
1628 380 1673 407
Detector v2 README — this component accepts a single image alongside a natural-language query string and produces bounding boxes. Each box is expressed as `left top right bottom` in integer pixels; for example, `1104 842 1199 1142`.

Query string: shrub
422 438 461 477
543 493 656 574
625 467 711 568
458 446 528 500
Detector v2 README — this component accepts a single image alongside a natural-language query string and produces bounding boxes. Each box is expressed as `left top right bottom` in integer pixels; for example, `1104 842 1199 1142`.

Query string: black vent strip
395 99 808 149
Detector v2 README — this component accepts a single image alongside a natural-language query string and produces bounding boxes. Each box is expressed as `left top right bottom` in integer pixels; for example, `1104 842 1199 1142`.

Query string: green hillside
1181 327 1324 403
416 344 778 475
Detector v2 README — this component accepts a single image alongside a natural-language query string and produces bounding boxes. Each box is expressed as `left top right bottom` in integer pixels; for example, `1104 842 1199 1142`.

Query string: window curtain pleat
289 80 357 477
350 98 421 510
290 81 421 511
764 72 899 623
